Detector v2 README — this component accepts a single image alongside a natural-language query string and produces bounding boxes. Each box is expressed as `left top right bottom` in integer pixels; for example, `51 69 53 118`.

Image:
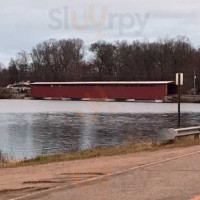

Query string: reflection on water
0 100 200 159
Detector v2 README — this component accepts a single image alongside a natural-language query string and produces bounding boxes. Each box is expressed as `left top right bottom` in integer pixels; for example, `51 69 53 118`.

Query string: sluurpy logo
48 5 151 40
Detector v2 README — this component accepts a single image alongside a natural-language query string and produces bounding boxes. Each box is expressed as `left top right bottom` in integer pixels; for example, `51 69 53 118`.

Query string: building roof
31 81 174 85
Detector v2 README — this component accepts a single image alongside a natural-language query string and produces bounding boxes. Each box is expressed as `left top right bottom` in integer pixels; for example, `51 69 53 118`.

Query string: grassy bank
1 138 200 168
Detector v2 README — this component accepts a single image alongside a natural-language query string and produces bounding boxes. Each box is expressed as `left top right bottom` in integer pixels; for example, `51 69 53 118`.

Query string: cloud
0 0 200 65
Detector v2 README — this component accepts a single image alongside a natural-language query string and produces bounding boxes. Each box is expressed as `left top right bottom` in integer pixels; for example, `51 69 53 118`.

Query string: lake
0 100 200 159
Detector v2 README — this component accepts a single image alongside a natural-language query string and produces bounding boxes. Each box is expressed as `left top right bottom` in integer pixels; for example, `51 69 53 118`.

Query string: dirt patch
0 187 49 200
0 187 35 194
60 172 105 176
23 180 66 184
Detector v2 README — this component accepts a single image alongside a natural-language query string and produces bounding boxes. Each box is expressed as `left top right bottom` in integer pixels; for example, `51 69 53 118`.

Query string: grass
1 137 200 168
0 150 10 164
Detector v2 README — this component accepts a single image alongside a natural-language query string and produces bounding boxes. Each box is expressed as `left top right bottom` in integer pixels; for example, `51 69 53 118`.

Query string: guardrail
160 126 200 141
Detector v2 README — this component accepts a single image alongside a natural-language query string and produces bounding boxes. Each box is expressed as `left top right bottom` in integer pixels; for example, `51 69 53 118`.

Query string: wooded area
0 36 199 93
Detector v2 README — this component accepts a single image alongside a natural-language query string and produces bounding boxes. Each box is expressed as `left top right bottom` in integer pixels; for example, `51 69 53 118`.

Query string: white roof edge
31 81 174 85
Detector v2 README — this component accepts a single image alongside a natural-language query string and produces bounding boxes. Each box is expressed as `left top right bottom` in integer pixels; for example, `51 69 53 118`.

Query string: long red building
30 81 176 101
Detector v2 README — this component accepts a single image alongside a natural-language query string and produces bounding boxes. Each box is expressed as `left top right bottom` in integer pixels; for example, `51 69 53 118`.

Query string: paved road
11 147 200 200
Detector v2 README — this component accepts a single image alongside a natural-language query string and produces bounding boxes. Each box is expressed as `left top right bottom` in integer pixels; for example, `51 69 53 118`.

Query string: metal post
178 73 181 128
194 69 196 95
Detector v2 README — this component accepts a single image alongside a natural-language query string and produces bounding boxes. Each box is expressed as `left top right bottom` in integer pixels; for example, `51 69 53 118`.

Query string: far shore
1 94 200 103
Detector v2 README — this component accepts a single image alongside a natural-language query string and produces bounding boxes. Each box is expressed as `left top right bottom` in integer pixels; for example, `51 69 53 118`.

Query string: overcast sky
1 0 200 65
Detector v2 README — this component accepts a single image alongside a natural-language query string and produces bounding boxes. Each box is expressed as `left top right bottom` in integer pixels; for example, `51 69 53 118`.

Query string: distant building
31 81 177 101
6 81 31 94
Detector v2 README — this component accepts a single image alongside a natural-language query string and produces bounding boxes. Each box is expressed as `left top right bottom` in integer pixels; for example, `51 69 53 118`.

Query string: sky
0 0 200 65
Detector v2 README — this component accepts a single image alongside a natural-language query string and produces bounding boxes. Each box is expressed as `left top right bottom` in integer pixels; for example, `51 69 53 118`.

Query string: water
0 100 200 159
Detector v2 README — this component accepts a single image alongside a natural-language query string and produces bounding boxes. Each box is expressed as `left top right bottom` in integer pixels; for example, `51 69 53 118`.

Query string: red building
30 81 176 101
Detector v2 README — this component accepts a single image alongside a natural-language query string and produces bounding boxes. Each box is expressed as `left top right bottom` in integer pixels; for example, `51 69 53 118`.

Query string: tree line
1 36 200 92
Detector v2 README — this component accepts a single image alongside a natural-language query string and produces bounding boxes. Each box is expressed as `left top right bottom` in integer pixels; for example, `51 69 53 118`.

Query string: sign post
194 69 197 95
176 73 183 128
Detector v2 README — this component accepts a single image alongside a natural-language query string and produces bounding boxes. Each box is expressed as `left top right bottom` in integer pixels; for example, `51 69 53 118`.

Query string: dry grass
0 150 10 164
1 138 200 168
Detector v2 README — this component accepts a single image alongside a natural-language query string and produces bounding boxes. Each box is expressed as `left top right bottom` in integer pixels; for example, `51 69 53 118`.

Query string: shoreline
1 139 200 168
1 95 200 103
